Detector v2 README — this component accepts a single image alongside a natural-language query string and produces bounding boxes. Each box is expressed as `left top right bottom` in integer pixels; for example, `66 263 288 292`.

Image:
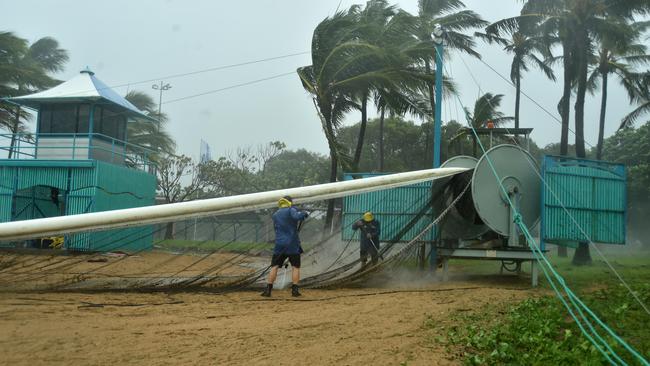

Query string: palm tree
521 0 650 160
0 32 29 98
451 92 514 156
343 2 436 172
476 19 555 131
297 10 362 229
588 22 650 159
0 33 68 158
351 2 437 171
124 90 176 156
465 92 514 128
298 8 432 228
348 1 395 171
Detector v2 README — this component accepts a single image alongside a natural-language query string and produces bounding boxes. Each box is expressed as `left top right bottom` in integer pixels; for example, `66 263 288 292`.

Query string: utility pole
152 81 171 131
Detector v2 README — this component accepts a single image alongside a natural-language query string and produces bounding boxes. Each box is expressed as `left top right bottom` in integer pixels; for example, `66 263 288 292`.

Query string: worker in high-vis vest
261 195 309 297
352 211 381 265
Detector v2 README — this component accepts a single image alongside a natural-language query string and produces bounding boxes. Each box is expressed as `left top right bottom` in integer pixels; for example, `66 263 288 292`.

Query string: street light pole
432 24 444 169
152 81 172 131
430 24 445 272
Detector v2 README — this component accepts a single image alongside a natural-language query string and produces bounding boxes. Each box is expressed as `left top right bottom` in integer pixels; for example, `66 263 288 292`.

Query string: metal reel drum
471 144 540 236
437 155 489 240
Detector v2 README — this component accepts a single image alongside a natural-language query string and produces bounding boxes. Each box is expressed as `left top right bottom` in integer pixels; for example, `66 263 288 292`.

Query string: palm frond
620 101 650 129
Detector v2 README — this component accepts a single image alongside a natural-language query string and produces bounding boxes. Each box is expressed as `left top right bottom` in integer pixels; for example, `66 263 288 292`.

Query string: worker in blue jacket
352 211 381 265
261 195 309 297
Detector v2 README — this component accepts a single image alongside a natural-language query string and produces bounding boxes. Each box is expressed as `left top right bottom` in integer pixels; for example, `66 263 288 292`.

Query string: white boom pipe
0 167 467 241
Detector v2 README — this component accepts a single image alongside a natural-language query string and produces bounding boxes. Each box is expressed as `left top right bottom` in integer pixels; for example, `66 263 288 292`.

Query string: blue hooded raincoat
272 207 308 255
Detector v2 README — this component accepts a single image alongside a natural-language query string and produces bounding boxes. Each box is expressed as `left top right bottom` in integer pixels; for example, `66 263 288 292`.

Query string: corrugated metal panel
0 166 15 222
0 160 155 252
342 173 435 242
83 161 156 252
63 164 96 251
541 156 626 247
15 167 69 190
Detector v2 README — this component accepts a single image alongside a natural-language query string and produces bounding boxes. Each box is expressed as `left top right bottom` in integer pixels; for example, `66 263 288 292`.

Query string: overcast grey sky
3 0 637 159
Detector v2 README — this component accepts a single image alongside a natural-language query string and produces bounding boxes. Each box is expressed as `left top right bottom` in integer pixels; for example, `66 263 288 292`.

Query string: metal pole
157 81 163 119
433 43 444 169
152 81 171 132
430 27 444 271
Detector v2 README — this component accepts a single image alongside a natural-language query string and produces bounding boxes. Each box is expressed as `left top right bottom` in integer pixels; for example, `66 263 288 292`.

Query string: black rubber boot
261 283 273 297
291 284 301 297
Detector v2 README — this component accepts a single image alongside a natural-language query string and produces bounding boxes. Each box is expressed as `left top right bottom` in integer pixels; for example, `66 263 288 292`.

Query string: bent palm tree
0 34 68 158
451 92 513 156
298 9 433 228
125 90 176 157
465 92 514 128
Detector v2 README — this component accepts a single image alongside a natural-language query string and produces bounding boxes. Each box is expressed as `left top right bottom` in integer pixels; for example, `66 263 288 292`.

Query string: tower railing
0 132 155 171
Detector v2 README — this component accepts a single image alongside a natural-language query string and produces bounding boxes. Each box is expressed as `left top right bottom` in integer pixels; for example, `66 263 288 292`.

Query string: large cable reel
436 144 540 242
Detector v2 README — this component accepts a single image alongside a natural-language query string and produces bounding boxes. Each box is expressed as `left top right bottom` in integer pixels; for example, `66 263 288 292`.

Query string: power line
7 51 309 101
163 71 296 105
111 51 309 90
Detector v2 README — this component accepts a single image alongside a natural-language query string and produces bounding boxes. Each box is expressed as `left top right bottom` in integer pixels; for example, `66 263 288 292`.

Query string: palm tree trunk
324 149 338 232
425 60 435 121
572 242 592 265
515 72 521 130
596 71 608 160
353 96 368 171
572 32 591 266
557 42 572 258
8 106 21 159
379 106 385 172
573 33 588 159
322 105 339 232
560 40 572 157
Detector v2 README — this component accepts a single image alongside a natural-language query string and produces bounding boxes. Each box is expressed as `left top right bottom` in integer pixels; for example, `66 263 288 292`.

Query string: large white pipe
0 167 467 241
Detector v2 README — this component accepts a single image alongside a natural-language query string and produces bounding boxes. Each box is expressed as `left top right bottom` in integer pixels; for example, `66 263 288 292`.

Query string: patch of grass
425 254 650 365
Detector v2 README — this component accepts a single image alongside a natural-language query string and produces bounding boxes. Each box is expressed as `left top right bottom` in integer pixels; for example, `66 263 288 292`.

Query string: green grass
425 253 650 365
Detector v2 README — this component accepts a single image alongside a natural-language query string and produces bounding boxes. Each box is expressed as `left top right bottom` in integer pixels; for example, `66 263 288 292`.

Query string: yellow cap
278 197 292 208
363 212 374 222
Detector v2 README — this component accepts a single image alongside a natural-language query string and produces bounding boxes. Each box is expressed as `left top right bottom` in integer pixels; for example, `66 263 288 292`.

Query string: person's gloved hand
303 211 310 217
366 233 372 239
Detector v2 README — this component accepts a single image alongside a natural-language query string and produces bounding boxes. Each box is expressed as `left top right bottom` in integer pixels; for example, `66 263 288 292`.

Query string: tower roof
7 69 152 120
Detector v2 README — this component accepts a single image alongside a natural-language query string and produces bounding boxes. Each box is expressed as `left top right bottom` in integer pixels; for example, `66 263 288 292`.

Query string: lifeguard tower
0 69 157 251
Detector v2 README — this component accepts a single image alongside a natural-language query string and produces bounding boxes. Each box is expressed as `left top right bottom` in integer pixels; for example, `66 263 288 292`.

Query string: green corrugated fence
342 173 435 242
0 159 156 252
541 155 626 248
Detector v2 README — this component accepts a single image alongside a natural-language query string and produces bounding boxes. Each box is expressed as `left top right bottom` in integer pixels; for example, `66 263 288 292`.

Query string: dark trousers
360 239 379 263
